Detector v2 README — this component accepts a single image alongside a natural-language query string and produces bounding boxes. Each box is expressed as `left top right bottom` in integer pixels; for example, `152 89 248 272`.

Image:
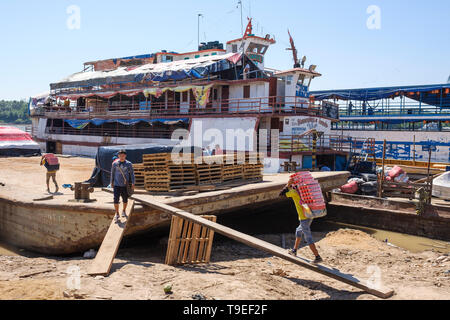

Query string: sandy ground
0 228 448 300
0 156 95 202
0 156 448 300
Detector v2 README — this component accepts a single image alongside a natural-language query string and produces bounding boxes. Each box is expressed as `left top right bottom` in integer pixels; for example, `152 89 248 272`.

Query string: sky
0 0 449 100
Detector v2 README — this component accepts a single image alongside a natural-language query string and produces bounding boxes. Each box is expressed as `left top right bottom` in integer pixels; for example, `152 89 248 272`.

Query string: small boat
432 171 450 200
0 126 41 157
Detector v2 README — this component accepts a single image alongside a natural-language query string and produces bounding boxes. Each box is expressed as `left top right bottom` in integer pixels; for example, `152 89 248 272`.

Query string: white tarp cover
0 126 40 150
432 171 450 200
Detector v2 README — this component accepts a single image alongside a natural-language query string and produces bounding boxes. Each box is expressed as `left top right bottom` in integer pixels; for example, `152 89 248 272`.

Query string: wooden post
378 139 387 198
312 132 317 170
426 147 432 204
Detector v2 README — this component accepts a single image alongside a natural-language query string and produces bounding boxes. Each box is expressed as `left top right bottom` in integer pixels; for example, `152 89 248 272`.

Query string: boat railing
338 100 450 118
31 96 339 120
44 127 175 139
278 133 365 154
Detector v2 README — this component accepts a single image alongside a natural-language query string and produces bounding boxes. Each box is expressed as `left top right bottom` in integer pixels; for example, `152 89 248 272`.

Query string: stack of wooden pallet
243 163 264 181
243 152 264 181
132 163 146 189
143 153 196 192
143 153 171 192
222 153 245 182
195 163 223 185
140 152 264 192
168 164 197 190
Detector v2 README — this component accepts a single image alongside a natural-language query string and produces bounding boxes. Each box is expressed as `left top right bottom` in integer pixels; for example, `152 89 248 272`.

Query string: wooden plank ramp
88 200 134 276
130 194 394 299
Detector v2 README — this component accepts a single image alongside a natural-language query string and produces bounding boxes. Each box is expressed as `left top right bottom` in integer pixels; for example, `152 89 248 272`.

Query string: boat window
182 91 188 102
286 75 293 85
243 85 250 98
232 44 238 53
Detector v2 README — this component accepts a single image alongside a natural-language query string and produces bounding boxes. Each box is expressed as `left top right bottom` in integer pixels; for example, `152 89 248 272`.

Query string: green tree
0 100 31 124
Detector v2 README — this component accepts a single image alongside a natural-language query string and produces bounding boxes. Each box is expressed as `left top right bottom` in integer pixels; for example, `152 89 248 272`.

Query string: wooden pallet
165 215 217 266
201 155 225 165
132 163 146 189
144 169 171 192
142 153 172 168
222 164 244 181
243 163 264 180
169 165 197 188
195 163 223 185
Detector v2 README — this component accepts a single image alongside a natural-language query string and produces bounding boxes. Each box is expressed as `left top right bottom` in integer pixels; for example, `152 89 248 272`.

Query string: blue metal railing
338 100 450 118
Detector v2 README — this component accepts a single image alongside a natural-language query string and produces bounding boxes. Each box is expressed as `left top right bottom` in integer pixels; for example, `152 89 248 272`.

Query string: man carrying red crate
40 153 60 194
280 173 324 264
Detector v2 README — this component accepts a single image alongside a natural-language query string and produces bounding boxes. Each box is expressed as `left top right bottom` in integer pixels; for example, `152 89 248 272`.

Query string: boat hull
0 172 350 255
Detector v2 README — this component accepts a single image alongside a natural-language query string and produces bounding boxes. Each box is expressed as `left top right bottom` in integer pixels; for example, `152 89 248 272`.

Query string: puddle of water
317 220 450 254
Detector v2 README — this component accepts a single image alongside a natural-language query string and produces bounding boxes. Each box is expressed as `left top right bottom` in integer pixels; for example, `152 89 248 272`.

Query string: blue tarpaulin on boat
65 118 189 129
51 55 237 90
311 83 450 106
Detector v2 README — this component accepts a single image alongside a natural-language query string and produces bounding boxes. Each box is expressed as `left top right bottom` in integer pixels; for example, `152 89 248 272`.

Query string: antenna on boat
286 29 300 68
197 13 203 50
447 74 450 83
238 0 243 35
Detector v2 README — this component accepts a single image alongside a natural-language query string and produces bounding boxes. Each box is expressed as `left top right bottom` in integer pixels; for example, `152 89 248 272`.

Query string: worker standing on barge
110 149 135 222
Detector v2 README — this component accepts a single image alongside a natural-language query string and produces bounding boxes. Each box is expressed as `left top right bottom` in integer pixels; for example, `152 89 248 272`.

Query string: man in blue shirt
110 149 135 222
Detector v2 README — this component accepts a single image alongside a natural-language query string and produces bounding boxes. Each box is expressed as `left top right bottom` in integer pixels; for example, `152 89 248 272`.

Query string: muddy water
217 202 450 254
314 221 450 254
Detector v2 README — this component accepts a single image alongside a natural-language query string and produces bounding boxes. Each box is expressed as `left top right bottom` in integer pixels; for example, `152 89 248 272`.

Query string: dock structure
130 194 395 299
0 156 349 255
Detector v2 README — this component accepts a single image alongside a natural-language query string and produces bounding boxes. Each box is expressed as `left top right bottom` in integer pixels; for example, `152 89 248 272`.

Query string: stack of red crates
290 172 326 211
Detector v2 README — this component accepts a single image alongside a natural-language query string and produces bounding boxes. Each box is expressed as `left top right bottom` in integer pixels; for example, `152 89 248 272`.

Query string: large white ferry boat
29 19 346 171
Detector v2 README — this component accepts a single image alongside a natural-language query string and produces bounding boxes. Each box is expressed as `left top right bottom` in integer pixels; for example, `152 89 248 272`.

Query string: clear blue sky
0 0 449 100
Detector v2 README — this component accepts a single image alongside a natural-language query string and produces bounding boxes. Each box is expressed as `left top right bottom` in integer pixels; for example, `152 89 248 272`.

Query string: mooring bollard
70 182 96 202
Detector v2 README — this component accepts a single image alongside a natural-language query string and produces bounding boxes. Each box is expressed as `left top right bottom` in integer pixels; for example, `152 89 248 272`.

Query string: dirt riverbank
0 228 448 300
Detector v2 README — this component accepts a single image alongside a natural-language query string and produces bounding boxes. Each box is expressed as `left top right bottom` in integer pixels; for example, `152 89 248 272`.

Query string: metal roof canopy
311 83 450 107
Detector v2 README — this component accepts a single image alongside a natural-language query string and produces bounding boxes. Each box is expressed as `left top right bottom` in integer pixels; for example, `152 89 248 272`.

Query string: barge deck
0 156 348 255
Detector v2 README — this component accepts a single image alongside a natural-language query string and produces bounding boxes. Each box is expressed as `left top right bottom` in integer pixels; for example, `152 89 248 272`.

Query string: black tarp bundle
88 144 201 187
0 148 41 157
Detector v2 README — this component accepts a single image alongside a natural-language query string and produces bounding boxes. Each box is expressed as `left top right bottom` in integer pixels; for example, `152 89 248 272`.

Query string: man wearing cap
110 149 135 222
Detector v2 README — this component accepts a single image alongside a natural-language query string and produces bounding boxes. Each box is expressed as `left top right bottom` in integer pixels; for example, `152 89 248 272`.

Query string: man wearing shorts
110 149 135 222
280 179 323 263
40 154 59 193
